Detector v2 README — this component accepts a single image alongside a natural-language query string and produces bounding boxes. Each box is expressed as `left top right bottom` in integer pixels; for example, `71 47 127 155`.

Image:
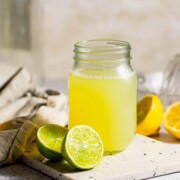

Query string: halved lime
36 124 68 161
61 125 104 169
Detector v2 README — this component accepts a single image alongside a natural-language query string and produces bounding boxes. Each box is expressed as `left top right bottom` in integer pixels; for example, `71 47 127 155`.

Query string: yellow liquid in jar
68 71 137 153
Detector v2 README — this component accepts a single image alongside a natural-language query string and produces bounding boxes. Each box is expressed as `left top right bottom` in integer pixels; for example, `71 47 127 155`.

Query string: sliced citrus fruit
164 101 180 139
61 125 104 169
36 124 68 161
137 94 163 136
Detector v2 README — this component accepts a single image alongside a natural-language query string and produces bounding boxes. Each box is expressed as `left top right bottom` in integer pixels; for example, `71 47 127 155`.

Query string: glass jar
68 39 137 154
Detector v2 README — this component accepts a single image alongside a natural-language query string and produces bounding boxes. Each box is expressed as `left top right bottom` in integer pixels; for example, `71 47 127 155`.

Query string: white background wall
1 0 180 80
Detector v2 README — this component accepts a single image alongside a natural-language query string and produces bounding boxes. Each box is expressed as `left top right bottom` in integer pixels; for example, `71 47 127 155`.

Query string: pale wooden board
21 130 180 180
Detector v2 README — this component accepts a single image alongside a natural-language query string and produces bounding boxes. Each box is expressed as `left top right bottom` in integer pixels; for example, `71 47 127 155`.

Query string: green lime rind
36 137 63 161
36 124 68 161
61 125 104 169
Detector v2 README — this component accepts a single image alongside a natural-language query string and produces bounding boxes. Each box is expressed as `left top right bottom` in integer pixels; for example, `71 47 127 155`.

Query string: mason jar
68 39 137 154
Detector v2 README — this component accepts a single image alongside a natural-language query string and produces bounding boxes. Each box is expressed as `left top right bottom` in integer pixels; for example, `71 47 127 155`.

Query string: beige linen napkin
0 67 67 165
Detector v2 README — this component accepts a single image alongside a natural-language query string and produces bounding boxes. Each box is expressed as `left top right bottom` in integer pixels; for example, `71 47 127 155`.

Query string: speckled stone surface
21 133 180 180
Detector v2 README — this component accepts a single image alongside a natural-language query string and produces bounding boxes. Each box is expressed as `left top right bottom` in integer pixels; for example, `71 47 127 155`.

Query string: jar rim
74 39 131 53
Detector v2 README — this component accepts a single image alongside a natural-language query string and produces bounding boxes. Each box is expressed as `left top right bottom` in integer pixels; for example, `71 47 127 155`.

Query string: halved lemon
164 101 180 139
137 94 163 136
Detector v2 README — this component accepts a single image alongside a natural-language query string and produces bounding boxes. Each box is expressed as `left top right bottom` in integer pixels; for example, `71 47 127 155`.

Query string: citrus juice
68 70 137 153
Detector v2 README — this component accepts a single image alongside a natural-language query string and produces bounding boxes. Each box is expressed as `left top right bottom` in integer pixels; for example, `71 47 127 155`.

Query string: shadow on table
152 129 180 144
45 160 80 173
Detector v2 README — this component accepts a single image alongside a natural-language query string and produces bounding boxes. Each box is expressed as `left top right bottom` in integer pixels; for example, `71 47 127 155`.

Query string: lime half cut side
36 124 68 161
62 125 104 169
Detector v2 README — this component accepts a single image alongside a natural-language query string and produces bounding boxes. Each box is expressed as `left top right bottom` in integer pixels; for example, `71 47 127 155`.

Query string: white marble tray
21 130 180 180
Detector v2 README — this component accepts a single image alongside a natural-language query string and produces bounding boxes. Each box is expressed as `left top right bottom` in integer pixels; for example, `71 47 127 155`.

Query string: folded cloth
0 67 67 165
